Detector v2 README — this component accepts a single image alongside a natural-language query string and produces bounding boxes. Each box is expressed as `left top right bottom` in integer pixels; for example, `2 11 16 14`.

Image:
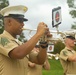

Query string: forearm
35 42 48 64
68 54 76 62
37 47 47 64
43 59 50 70
29 47 47 65
9 33 41 59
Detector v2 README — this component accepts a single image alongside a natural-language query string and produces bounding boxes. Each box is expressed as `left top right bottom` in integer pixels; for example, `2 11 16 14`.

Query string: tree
0 0 9 34
0 0 9 9
52 41 65 54
71 22 76 29
18 33 27 43
67 0 76 29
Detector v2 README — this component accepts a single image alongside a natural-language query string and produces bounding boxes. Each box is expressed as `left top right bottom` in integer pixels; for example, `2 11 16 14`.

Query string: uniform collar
65 47 74 51
2 30 16 40
2 30 22 45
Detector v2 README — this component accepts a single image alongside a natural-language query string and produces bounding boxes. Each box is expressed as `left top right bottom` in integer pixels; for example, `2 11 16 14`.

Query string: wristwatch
40 44 48 48
39 42 48 49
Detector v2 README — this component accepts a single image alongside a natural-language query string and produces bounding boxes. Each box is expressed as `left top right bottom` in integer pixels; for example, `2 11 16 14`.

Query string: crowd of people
0 4 76 75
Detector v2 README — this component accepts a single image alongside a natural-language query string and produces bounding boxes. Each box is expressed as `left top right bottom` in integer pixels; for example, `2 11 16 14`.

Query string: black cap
4 14 28 21
66 35 75 40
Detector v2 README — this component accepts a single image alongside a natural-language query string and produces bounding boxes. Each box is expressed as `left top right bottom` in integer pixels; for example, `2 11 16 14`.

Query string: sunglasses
14 18 24 23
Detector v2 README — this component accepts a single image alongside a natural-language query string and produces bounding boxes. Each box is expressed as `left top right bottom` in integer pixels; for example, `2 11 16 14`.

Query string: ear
8 18 12 26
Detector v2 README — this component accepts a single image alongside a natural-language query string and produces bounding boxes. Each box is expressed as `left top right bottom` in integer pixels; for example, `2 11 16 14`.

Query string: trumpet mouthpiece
22 28 36 31
22 28 26 30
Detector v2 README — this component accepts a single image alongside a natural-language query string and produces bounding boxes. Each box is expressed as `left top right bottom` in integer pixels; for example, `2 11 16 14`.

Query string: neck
10 33 17 38
66 45 74 50
5 30 17 38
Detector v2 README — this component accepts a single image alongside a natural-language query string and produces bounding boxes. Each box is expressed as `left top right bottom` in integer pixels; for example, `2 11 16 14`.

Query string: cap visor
66 36 75 40
23 18 28 21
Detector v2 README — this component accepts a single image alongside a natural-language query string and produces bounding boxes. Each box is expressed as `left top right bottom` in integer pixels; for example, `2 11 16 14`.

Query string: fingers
39 22 48 27
40 22 52 38
37 22 51 36
45 30 52 37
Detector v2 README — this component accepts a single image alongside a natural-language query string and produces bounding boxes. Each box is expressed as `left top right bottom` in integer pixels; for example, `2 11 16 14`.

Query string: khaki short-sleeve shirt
60 47 76 74
27 64 42 75
27 50 42 75
0 30 28 75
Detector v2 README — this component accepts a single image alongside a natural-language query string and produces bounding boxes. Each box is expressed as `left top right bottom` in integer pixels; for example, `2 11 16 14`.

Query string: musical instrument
22 28 76 44
22 28 76 60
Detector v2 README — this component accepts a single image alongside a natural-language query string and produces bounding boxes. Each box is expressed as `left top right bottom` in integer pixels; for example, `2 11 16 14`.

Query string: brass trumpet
22 28 49 42
22 28 66 43
22 28 36 31
22 27 76 43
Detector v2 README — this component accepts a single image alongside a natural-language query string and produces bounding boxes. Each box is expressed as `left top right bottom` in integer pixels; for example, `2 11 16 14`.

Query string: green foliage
0 0 9 9
18 33 27 42
67 0 74 8
42 59 63 75
73 45 76 51
67 0 76 29
70 10 76 18
71 22 76 29
52 41 65 54
0 25 4 34
0 16 4 34
0 0 9 34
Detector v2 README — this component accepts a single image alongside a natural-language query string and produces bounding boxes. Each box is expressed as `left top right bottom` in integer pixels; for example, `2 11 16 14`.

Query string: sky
9 0 75 39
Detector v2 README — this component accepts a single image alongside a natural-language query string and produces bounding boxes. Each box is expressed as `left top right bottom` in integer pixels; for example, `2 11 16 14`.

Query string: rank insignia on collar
0 37 10 46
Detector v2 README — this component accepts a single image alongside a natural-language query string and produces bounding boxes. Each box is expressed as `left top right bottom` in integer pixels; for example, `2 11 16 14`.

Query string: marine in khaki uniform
60 34 76 75
27 45 50 75
0 5 52 75
0 31 29 75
